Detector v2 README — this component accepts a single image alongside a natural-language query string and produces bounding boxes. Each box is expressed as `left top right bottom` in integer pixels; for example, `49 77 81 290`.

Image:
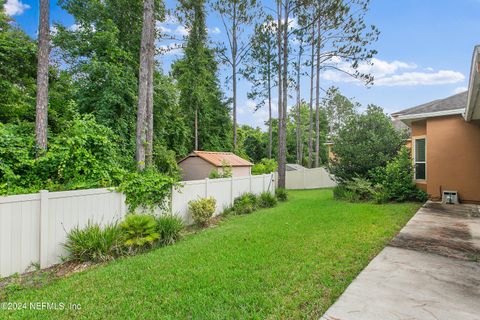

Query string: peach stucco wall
411 116 480 203
411 120 427 136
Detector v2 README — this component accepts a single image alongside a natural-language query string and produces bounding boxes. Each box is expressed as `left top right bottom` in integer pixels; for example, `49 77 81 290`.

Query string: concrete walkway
321 202 480 320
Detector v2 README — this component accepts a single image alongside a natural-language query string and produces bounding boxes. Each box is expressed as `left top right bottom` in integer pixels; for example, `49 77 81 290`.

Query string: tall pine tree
172 0 231 152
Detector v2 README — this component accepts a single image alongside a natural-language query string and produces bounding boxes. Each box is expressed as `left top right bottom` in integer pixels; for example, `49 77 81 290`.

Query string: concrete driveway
321 202 480 320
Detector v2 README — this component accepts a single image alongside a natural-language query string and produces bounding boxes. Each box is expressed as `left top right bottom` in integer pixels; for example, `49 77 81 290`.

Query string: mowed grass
3 189 420 319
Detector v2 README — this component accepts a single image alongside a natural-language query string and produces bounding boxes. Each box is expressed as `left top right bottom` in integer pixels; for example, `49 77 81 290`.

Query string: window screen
414 138 426 180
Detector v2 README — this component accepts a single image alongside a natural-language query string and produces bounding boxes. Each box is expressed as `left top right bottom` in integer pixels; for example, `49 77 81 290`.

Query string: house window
414 138 426 180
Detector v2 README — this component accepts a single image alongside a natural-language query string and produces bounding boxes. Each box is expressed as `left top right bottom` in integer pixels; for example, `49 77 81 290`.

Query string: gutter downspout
465 46 480 122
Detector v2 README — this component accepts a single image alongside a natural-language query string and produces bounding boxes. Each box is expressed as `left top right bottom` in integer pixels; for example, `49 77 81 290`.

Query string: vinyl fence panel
0 188 127 278
285 167 336 190
171 174 275 224
0 174 276 277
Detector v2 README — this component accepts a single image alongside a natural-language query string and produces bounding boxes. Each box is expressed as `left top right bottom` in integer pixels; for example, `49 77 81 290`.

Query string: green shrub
208 160 232 179
275 188 288 201
153 144 181 179
333 184 361 202
329 105 405 182
252 158 278 175
0 116 126 195
119 168 176 213
156 215 184 246
208 170 223 179
333 177 375 202
220 205 235 216
120 214 160 251
188 197 216 226
63 222 124 262
258 192 277 208
233 193 258 214
370 147 428 203
0 122 36 195
35 115 126 191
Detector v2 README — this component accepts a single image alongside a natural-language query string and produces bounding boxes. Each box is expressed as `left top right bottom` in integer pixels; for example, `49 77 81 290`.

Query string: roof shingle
393 91 467 116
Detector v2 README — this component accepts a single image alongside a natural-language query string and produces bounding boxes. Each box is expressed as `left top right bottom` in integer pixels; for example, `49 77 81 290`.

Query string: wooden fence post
263 174 266 192
249 175 252 193
39 190 49 269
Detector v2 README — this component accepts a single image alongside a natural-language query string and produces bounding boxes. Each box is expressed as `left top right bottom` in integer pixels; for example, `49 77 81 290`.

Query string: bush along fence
0 174 275 278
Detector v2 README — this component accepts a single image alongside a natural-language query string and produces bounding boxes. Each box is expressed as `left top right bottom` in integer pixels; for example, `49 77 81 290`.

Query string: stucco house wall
411 115 480 203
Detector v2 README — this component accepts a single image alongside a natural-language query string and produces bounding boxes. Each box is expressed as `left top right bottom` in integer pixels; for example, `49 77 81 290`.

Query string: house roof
393 91 467 117
392 91 467 125
178 151 253 167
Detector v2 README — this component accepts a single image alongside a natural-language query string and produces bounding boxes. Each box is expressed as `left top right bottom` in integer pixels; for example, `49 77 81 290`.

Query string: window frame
413 136 427 182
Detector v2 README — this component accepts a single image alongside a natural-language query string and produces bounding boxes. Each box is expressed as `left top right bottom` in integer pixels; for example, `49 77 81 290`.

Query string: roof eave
397 108 465 125
465 46 480 122
177 153 197 164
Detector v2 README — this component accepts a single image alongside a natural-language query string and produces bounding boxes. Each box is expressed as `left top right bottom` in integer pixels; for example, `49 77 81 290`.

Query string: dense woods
0 0 380 193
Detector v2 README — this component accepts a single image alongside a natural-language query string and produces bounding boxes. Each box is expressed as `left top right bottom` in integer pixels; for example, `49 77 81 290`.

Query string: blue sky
5 0 480 129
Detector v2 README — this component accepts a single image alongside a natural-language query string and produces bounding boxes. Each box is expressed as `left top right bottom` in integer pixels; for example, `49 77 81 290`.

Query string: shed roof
178 151 253 167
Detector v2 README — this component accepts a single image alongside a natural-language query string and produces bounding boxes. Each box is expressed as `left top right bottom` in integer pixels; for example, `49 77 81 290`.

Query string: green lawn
3 189 420 319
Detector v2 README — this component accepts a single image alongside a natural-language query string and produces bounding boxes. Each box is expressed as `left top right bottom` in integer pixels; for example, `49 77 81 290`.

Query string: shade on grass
4 189 420 319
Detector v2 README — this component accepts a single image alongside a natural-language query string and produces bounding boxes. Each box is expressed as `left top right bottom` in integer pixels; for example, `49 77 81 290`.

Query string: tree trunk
136 0 154 171
232 3 238 151
35 0 50 155
314 15 321 168
267 60 272 159
145 7 155 167
307 23 315 168
276 0 284 188
295 44 302 165
232 61 237 151
278 0 289 189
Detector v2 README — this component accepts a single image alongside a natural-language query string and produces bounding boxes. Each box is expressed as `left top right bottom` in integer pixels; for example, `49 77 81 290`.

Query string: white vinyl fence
0 174 275 277
171 174 275 225
0 188 127 278
285 167 336 189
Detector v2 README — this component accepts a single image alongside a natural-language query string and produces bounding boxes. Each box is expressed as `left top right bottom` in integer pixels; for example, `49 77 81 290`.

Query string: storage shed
177 151 253 181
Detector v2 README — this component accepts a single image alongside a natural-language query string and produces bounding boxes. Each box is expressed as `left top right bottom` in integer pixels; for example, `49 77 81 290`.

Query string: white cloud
4 0 30 16
174 25 189 36
50 25 58 36
322 57 464 87
163 14 179 25
241 99 278 129
453 86 468 94
375 70 465 86
208 27 221 35
158 25 171 33
158 43 183 56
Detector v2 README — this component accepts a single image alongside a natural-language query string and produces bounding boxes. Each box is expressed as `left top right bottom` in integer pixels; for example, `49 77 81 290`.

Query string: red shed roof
178 151 253 167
